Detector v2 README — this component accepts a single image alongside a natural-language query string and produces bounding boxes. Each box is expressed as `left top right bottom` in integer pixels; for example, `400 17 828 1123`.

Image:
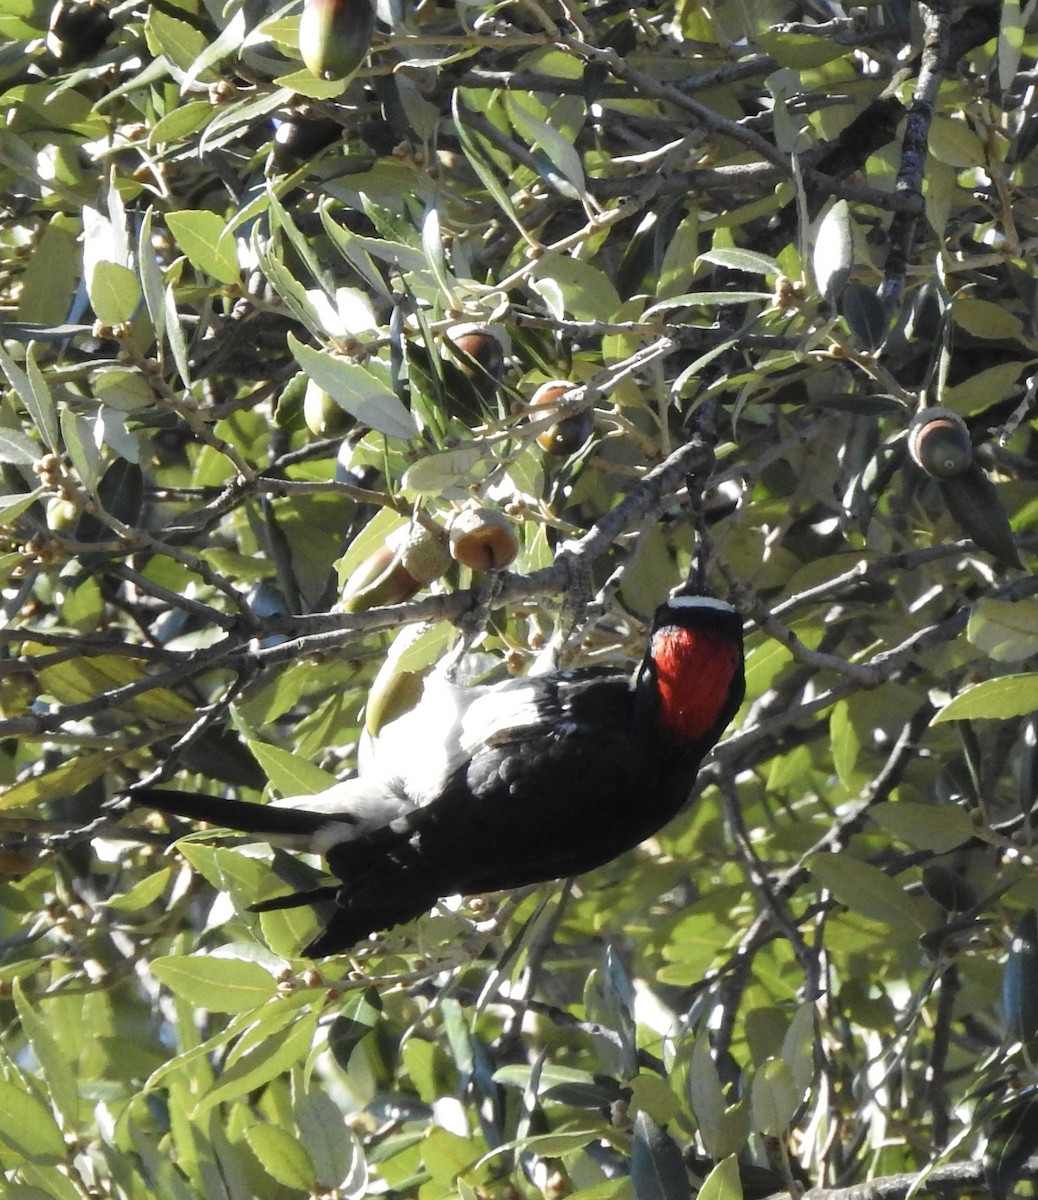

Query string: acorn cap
398 522 450 585
448 507 519 571
907 406 972 479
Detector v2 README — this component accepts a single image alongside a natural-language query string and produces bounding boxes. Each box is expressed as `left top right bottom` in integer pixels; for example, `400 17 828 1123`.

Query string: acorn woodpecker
129 590 744 956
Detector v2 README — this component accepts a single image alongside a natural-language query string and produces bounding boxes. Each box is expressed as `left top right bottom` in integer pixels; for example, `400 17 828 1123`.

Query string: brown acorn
48 0 114 63
907 406 972 479
444 324 509 383
342 523 449 612
272 114 341 167
530 380 593 456
448 507 519 571
298 0 375 82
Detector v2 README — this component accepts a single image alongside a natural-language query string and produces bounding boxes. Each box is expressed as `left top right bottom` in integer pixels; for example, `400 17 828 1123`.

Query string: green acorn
298 0 375 82
303 379 352 438
907 406 972 479
342 522 449 612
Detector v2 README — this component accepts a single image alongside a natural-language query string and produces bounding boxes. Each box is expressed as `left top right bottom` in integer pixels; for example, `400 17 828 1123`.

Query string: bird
128 588 745 956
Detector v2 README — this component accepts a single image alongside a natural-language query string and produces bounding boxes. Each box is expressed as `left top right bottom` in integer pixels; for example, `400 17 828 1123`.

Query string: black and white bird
129 589 744 956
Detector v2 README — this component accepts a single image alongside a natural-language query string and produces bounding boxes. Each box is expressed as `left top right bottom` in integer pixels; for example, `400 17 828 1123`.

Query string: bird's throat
651 626 741 743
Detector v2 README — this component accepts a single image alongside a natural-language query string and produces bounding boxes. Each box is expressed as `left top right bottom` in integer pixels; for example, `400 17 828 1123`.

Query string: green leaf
59 408 101 497
246 738 338 798
506 93 586 200
452 92 525 233
0 487 46 524
35 652 197 723
0 752 113 810
289 334 419 440
149 101 213 148
644 292 772 317
870 801 975 853
0 341 56 451
943 361 1026 415
327 987 383 1066
630 1112 690 1200
756 29 848 68
928 116 988 169
952 297 1024 341
0 1077 67 1164
530 256 621 323
687 1035 727 1159
750 1058 799 1136
830 699 861 788
144 8 209 74
938 464 1021 567
841 282 888 350
150 956 278 1014
13 982 80 1130
420 203 457 306
630 1075 681 1125
105 866 174 912
423 1127 480 1186
696 247 781 276
194 1011 319 1114
781 1003 816 1099
88 261 142 325
697 1155 743 1200
813 200 853 303
403 445 484 494
166 210 241 286
998 0 1025 89
0 425 40 465
244 1124 316 1190
1003 910 1038 1045
967 598 1038 663
24 344 59 451
932 674 1038 723
985 1091 1038 1200
807 853 925 932
294 1077 367 1190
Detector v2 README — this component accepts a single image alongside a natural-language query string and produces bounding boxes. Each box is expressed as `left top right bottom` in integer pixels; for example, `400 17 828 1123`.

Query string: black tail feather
249 885 340 913
127 787 337 840
302 896 434 956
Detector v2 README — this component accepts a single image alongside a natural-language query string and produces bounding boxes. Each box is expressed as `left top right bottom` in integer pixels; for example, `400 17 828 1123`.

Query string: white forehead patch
666 594 735 614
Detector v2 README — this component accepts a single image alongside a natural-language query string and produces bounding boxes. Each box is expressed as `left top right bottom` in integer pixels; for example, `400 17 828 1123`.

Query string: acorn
907 406 972 479
530 380 593 456
364 667 424 738
48 0 114 63
448 507 519 571
272 115 341 167
303 379 352 439
444 324 509 384
298 0 375 82
342 522 449 612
